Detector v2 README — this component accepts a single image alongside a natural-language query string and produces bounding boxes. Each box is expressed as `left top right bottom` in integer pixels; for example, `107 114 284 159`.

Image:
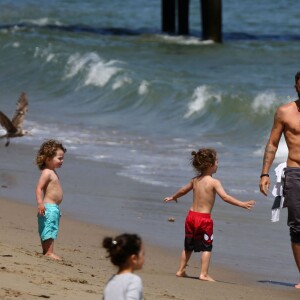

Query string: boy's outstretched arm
214 179 256 210
164 181 193 203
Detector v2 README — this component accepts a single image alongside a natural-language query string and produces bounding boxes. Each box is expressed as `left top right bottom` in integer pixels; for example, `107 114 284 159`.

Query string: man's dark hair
295 71 300 84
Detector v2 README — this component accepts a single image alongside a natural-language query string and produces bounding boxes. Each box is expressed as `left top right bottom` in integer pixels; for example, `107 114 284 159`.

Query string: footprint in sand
66 278 88 284
2 288 22 297
86 289 97 294
60 261 73 267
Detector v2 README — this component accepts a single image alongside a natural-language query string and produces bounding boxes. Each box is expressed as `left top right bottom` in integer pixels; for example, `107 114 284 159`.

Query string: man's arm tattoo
262 145 276 168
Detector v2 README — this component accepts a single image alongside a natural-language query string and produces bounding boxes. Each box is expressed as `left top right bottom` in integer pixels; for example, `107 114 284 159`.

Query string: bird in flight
0 92 30 147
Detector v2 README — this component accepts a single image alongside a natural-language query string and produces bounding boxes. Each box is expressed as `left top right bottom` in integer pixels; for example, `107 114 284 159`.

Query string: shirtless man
259 71 300 289
35 139 67 260
164 148 255 281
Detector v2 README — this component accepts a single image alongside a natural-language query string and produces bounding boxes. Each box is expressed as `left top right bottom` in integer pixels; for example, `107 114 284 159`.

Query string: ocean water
0 0 299 283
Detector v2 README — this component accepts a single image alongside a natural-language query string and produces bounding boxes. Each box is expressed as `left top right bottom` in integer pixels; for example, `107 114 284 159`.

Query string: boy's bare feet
295 283 300 289
199 274 215 282
176 271 187 277
45 253 61 260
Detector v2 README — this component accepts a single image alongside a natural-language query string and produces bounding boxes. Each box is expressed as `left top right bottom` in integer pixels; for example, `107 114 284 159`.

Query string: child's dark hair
103 233 142 267
191 148 217 174
36 139 67 170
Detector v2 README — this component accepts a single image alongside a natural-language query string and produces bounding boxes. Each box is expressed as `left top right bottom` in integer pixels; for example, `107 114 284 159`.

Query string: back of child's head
36 139 67 170
102 233 142 267
191 148 217 174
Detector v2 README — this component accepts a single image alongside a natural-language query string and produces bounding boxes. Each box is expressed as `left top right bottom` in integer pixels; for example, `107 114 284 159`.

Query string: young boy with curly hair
164 148 255 281
35 139 67 260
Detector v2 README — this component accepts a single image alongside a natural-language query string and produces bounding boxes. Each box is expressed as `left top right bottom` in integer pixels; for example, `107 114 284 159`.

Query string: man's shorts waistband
285 166 300 173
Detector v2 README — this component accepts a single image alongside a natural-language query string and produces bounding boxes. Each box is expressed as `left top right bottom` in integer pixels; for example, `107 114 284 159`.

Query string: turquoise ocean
1 0 300 284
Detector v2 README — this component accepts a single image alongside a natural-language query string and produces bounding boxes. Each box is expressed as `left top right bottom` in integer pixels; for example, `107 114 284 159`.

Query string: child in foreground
103 233 144 300
164 148 255 282
35 139 67 260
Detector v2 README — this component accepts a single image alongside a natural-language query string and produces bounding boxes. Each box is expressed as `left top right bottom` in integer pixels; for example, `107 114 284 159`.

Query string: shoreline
0 196 299 299
0 142 299 299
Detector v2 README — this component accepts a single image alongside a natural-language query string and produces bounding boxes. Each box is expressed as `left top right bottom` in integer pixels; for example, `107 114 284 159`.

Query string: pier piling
178 0 190 35
161 0 222 43
201 0 222 42
162 0 176 33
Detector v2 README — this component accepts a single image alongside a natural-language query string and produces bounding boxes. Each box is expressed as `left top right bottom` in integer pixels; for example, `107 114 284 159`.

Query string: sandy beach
0 196 299 300
0 143 299 299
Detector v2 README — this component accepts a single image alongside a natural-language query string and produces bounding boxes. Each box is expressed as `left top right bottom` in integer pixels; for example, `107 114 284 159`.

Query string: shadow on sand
179 275 237 285
258 280 295 288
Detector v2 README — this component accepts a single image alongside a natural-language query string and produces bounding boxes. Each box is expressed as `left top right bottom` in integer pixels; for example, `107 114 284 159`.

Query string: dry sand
0 196 299 300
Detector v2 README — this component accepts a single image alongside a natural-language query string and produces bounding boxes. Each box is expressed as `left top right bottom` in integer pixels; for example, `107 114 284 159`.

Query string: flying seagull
0 92 30 147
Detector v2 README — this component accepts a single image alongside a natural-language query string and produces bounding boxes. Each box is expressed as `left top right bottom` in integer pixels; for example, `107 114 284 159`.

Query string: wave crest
251 91 277 114
184 86 221 118
64 52 124 87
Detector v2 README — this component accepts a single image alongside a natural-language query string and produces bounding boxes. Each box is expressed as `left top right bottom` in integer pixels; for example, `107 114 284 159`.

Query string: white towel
271 162 286 222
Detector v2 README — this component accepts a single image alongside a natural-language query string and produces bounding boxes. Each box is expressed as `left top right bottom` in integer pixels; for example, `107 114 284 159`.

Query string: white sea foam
46 53 55 62
138 80 149 95
22 18 63 26
184 86 221 118
158 34 214 46
34 46 56 63
112 76 132 90
65 53 124 87
85 60 122 87
65 53 98 78
251 91 277 114
31 18 52 26
118 165 169 187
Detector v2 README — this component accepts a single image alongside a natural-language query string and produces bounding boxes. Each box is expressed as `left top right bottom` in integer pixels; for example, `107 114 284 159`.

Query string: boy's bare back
191 175 217 214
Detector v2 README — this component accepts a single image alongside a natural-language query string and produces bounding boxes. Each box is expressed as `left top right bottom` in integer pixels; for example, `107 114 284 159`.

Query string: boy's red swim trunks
184 210 213 252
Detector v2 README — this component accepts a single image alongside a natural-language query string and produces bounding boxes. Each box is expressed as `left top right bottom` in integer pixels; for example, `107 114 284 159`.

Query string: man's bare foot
45 253 61 260
295 283 300 289
199 274 215 282
176 271 187 277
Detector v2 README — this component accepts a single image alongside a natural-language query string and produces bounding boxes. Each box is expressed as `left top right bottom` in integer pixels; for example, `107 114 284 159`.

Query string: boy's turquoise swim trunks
38 203 61 241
